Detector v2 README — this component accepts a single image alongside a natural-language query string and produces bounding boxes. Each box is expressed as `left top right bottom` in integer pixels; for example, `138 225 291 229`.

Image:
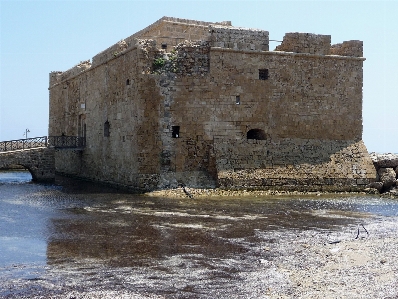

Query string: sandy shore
145 186 398 199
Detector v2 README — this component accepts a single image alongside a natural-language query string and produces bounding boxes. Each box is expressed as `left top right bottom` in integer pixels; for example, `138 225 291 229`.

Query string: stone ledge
212 47 366 61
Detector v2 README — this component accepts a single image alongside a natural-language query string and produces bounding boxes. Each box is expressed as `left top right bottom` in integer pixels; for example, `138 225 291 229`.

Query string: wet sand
1 172 397 298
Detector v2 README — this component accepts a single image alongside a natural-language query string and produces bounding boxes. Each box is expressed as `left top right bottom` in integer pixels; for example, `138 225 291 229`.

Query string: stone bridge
0 147 55 182
0 136 85 182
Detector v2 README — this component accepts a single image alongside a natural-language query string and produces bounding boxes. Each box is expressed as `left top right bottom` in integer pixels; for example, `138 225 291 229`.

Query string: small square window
172 126 180 138
259 69 269 80
161 43 167 50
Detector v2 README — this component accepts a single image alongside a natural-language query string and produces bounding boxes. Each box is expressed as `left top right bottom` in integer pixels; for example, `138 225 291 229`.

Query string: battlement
49 17 363 86
275 32 332 55
49 60 91 87
330 40 363 57
92 40 129 67
275 32 363 57
209 25 269 51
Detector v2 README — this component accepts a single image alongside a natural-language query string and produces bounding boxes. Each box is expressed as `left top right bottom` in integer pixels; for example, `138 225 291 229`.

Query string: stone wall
0 148 55 182
209 25 269 51
129 17 230 52
48 17 375 192
330 40 363 57
215 139 375 191
54 149 83 176
275 32 331 55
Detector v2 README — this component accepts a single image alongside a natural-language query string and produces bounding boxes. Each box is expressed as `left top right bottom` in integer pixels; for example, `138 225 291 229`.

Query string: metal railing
0 136 48 152
48 136 86 148
0 136 86 152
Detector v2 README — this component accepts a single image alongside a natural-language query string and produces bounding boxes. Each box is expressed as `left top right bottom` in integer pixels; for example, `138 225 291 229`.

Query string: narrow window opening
104 120 110 137
126 79 130 85
259 69 269 80
236 95 240 105
172 126 180 138
122 136 125 142
247 129 267 140
161 43 167 50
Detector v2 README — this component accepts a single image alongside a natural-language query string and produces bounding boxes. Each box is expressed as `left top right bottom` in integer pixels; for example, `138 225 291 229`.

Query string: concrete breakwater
367 153 398 196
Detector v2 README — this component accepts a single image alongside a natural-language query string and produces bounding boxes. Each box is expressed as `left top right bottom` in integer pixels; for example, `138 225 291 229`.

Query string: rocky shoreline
367 153 398 197
147 153 398 199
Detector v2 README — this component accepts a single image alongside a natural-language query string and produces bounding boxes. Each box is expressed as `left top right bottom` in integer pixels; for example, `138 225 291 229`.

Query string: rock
364 188 379 194
378 168 397 189
396 166 398 177
366 181 383 192
370 153 398 169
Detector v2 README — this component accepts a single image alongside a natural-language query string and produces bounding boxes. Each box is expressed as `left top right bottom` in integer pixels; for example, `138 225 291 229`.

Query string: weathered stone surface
330 40 363 57
370 153 398 169
378 168 397 189
0 147 55 182
48 17 375 192
275 32 331 55
367 181 384 192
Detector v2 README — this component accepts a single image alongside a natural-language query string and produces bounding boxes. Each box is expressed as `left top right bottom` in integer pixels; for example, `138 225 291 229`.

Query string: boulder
378 168 397 189
370 153 398 169
366 181 383 192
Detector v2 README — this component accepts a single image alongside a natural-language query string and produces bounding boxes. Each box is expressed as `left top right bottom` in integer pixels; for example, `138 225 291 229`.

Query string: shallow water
1 170 398 297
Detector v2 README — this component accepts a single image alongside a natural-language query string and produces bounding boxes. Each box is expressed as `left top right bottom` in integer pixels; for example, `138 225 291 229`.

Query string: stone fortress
49 16 377 192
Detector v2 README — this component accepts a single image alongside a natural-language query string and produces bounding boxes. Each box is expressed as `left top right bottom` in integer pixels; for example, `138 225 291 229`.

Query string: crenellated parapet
275 33 363 58
209 25 269 51
49 17 364 89
49 71 63 87
49 60 91 87
275 32 332 55
330 40 363 57
92 40 129 67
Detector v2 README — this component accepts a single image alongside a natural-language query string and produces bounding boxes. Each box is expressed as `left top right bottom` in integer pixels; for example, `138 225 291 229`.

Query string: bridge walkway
0 136 85 182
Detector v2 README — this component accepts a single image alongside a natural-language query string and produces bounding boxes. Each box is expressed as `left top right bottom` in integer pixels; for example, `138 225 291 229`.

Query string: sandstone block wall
215 139 375 191
0 147 55 182
48 17 376 192
54 149 83 176
275 32 331 55
330 40 363 57
209 25 269 51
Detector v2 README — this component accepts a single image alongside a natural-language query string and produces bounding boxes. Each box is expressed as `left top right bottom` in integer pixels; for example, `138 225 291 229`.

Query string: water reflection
0 169 32 184
1 171 398 295
45 194 383 267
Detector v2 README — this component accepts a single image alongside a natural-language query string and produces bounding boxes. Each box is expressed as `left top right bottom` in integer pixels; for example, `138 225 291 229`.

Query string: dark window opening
104 121 110 137
161 43 167 50
126 79 130 85
259 69 269 80
247 129 267 140
172 126 180 138
236 95 240 105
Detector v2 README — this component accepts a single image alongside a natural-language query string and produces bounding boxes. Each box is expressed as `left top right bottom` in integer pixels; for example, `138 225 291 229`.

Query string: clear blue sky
0 0 397 153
